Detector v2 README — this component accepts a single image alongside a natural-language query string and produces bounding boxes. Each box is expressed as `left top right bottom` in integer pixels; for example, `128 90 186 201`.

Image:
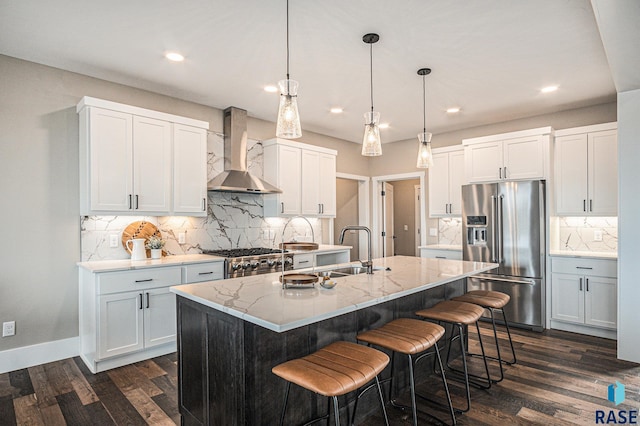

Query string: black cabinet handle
590 199 593 212
435 256 446 259
583 199 586 212
586 278 589 292
135 278 153 283
135 195 139 209
198 271 214 275
128 194 133 209
579 278 583 291
139 293 143 309
202 198 206 211
499 168 502 179
576 267 593 270
281 202 284 214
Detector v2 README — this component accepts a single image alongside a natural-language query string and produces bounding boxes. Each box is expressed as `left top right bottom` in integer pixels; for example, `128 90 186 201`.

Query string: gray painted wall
334 178 359 261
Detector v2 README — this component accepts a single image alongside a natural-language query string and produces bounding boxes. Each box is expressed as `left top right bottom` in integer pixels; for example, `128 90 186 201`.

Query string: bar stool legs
416 301 492 414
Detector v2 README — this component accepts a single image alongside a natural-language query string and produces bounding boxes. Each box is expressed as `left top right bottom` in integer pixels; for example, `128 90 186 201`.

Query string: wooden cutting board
121 221 163 256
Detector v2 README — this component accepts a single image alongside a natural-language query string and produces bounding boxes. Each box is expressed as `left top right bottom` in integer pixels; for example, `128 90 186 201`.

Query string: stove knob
231 263 242 271
242 262 251 269
276 259 283 266
267 259 276 267
250 262 260 269
284 257 293 265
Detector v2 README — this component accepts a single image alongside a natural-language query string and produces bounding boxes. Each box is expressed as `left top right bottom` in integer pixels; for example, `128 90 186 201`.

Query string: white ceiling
0 0 618 143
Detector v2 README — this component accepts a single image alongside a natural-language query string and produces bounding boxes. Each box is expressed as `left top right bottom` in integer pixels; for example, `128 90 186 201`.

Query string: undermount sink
326 265 381 276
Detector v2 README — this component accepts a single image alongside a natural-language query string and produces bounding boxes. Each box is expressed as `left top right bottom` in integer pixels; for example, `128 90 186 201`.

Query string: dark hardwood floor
1 324 638 425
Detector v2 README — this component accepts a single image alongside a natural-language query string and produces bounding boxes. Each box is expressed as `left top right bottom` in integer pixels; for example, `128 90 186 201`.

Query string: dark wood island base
176 279 465 425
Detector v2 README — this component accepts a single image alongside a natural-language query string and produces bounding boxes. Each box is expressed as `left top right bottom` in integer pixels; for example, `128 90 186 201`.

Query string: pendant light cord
286 0 290 80
370 42 374 112
422 74 426 133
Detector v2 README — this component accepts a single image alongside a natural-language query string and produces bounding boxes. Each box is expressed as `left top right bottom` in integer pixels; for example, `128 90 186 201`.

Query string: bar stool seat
452 290 517 382
272 341 389 425
416 301 491 413
356 318 456 426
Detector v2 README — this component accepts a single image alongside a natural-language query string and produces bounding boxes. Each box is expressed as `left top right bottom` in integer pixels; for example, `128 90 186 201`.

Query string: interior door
382 182 395 257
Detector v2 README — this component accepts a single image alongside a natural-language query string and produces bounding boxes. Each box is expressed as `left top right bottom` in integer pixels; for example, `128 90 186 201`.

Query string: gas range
202 248 294 278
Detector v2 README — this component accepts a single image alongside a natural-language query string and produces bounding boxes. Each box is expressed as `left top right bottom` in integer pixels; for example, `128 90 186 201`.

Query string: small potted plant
146 236 166 259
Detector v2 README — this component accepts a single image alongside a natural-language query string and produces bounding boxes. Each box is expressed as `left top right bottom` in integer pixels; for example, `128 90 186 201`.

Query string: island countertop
170 255 497 333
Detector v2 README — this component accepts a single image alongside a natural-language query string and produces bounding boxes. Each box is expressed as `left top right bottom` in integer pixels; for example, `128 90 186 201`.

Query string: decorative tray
279 242 319 251
279 273 318 287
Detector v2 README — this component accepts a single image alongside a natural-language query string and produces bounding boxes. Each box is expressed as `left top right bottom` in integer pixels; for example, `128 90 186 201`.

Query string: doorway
334 173 370 262
372 172 427 258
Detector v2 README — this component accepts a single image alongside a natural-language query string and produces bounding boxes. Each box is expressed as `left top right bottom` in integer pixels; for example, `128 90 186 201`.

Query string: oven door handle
472 274 536 285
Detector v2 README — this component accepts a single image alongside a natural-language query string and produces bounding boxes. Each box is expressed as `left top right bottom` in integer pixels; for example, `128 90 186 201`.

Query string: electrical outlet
3 321 15 337
178 232 186 244
403 224 409 231
109 234 118 248
594 230 603 242
429 228 438 237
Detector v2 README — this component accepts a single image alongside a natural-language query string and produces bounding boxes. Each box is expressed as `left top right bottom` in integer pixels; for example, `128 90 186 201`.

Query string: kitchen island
170 255 497 425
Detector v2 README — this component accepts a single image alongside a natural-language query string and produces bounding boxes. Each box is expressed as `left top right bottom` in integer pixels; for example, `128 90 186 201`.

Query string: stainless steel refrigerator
462 180 545 331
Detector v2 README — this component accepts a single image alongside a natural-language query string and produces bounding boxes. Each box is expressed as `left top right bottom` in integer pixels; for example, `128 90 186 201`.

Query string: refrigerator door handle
491 195 498 263
498 194 504 263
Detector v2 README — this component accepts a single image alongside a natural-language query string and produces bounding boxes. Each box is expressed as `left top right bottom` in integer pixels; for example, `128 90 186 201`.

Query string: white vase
150 249 162 259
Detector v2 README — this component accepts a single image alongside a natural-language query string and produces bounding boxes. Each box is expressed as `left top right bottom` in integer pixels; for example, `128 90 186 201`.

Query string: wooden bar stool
272 341 389 426
452 290 517 383
415 301 491 413
356 318 456 426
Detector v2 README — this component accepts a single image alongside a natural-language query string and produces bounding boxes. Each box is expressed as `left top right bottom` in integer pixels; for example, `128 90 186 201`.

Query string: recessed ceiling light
165 52 184 62
379 123 390 129
330 107 343 114
264 85 278 93
446 107 460 113
541 85 558 93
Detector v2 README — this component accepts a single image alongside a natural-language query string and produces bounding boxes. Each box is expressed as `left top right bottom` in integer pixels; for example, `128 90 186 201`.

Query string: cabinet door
173 124 207 215
88 107 133 212
503 135 545 180
448 150 465 215
133 116 172 212
318 153 336 217
143 288 176 348
98 292 144 359
588 130 617 215
301 150 321 215
278 145 302 215
428 152 449 217
584 276 617 329
465 141 503 183
551 273 584 324
554 134 589 215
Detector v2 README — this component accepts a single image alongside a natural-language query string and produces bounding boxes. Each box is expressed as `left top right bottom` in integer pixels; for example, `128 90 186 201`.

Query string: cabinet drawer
293 253 314 269
98 267 182 295
420 248 463 260
551 257 617 277
182 262 224 283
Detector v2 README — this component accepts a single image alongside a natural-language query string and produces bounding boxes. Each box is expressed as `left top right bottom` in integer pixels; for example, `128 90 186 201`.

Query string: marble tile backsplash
557 217 617 253
80 133 322 261
438 218 462 246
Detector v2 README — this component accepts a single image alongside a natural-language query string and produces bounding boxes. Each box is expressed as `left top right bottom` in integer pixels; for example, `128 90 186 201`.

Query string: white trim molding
0 337 79 374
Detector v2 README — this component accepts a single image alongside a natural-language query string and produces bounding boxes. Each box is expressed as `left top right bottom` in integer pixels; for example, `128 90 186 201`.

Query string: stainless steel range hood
207 107 282 194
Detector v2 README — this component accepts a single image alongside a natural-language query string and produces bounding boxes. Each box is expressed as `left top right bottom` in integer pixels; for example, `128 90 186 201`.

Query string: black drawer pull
198 272 214 275
298 260 310 264
435 256 446 259
575 267 593 270
135 278 153 283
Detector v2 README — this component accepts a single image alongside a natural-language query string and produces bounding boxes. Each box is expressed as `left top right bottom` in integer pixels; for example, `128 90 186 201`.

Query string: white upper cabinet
173 124 208 214
263 138 337 217
77 97 209 216
463 127 552 183
554 123 617 216
429 146 465 217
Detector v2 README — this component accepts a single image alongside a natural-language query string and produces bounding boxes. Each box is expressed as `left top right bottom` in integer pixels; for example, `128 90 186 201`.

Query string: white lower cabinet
420 247 462 260
80 260 224 373
550 257 617 336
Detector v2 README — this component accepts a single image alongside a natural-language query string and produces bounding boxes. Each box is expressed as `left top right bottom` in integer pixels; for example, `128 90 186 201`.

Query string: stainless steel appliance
462 180 546 331
202 248 293 278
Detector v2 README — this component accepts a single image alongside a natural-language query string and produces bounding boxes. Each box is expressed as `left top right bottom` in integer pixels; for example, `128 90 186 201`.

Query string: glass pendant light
276 0 301 139
416 68 433 168
362 33 382 156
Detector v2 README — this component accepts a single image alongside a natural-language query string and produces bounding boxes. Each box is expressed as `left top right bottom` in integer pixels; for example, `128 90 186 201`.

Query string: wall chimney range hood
207 107 282 194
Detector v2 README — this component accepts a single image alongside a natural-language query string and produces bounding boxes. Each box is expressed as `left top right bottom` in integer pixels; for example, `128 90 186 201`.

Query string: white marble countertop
549 250 617 260
170 255 497 333
419 244 462 251
77 254 225 273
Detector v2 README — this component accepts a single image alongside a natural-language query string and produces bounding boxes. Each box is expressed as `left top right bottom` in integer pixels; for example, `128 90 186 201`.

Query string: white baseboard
0 337 79 374
550 320 617 340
